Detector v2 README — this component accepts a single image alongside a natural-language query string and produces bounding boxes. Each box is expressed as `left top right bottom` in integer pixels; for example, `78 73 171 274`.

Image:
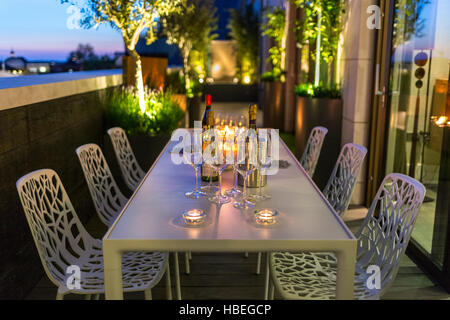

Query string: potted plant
291 0 344 189
261 6 286 130
103 86 185 189
162 0 217 127
294 84 342 189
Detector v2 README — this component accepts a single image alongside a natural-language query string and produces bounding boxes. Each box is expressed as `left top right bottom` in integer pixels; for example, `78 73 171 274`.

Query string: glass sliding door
384 0 450 287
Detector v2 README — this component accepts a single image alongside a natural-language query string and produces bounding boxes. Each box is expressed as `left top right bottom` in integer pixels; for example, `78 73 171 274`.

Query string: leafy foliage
261 7 286 81
105 86 185 136
291 0 343 64
162 0 217 97
67 43 116 70
294 83 341 99
165 69 186 94
62 0 184 110
63 0 183 49
228 3 259 84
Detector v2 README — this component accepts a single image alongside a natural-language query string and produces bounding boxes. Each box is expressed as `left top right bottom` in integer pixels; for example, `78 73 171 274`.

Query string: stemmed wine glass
225 127 242 198
183 143 205 199
208 130 230 204
200 126 218 195
250 130 272 202
233 129 258 209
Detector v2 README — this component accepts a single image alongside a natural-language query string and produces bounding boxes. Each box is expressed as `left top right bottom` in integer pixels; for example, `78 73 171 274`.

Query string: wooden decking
26 213 450 300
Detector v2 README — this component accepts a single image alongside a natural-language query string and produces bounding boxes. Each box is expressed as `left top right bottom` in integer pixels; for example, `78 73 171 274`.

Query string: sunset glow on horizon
0 0 124 61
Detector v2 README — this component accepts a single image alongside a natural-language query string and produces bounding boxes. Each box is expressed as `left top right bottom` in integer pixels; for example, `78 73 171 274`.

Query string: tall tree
228 2 259 84
62 0 184 112
162 0 217 96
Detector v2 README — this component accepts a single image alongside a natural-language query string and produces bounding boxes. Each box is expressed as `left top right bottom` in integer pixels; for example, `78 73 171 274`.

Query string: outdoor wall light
254 209 278 226
182 209 206 225
431 116 450 128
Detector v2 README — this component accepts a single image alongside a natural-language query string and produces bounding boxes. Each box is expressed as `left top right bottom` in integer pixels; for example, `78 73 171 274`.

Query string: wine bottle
249 103 257 130
202 94 212 129
201 107 219 182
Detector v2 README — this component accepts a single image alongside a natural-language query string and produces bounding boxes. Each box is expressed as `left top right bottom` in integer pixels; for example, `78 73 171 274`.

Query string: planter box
262 81 285 130
172 94 188 128
122 55 168 89
103 133 170 196
295 96 342 190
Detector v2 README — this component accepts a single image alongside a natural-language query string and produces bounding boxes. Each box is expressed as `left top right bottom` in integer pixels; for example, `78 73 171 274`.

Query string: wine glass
208 131 230 204
233 130 258 209
200 125 219 195
250 130 272 202
225 129 242 198
183 143 205 199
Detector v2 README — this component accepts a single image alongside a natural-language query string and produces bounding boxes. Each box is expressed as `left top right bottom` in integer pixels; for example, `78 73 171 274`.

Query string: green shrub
165 70 186 94
294 83 341 99
261 70 285 82
105 86 185 136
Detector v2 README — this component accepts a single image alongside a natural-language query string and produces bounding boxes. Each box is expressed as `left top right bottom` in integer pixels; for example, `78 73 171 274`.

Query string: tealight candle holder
254 209 278 226
182 209 206 226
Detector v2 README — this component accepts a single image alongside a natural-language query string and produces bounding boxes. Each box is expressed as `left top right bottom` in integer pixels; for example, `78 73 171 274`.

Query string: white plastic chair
299 126 328 177
268 173 426 299
255 143 367 275
76 143 185 296
322 143 368 217
107 127 146 192
16 169 171 300
76 143 127 227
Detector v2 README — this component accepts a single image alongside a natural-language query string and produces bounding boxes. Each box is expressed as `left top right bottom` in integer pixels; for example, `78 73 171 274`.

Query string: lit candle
182 209 206 225
255 209 278 225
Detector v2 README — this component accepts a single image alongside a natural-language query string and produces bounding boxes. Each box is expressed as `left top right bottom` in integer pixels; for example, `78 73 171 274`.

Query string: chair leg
165 261 173 300
184 252 190 274
93 294 100 300
174 252 182 300
244 252 249 258
269 281 275 300
85 294 92 300
264 253 270 300
144 288 152 300
188 251 192 260
56 292 64 300
256 252 262 274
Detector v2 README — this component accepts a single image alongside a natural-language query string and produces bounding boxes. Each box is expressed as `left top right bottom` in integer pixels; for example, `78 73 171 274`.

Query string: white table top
104 138 355 251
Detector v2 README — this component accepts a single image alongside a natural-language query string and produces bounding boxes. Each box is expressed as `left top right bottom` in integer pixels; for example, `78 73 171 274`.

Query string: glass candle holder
182 209 206 226
254 209 278 225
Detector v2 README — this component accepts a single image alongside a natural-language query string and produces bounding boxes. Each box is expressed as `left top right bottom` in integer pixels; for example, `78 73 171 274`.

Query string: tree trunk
183 47 192 97
130 49 146 113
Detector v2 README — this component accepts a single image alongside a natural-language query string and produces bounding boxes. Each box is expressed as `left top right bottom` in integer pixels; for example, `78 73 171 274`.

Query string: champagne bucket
238 169 267 188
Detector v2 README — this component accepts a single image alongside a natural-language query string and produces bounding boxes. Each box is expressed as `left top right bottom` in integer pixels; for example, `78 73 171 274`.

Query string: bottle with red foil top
202 94 212 129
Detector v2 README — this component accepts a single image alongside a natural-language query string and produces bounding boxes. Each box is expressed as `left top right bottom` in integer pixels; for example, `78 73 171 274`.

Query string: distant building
4 50 26 74
26 61 51 74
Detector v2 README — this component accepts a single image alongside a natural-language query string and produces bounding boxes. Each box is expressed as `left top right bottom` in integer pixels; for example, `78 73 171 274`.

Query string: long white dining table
102 134 357 300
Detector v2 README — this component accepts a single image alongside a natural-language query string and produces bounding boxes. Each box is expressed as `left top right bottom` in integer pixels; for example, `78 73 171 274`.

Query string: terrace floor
26 208 450 300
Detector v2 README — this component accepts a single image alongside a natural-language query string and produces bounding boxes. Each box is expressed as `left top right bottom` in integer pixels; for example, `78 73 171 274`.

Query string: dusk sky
0 0 124 62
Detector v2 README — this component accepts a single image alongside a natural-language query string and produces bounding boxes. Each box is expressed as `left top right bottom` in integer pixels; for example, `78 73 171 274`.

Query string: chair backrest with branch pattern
107 127 145 191
76 144 128 227
16 169 95 289
299 126 328 177
355 173 425 296
322 143 367 217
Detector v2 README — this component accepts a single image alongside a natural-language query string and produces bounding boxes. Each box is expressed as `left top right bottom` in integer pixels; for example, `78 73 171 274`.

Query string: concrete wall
339 0 378 205
0 71 121 299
